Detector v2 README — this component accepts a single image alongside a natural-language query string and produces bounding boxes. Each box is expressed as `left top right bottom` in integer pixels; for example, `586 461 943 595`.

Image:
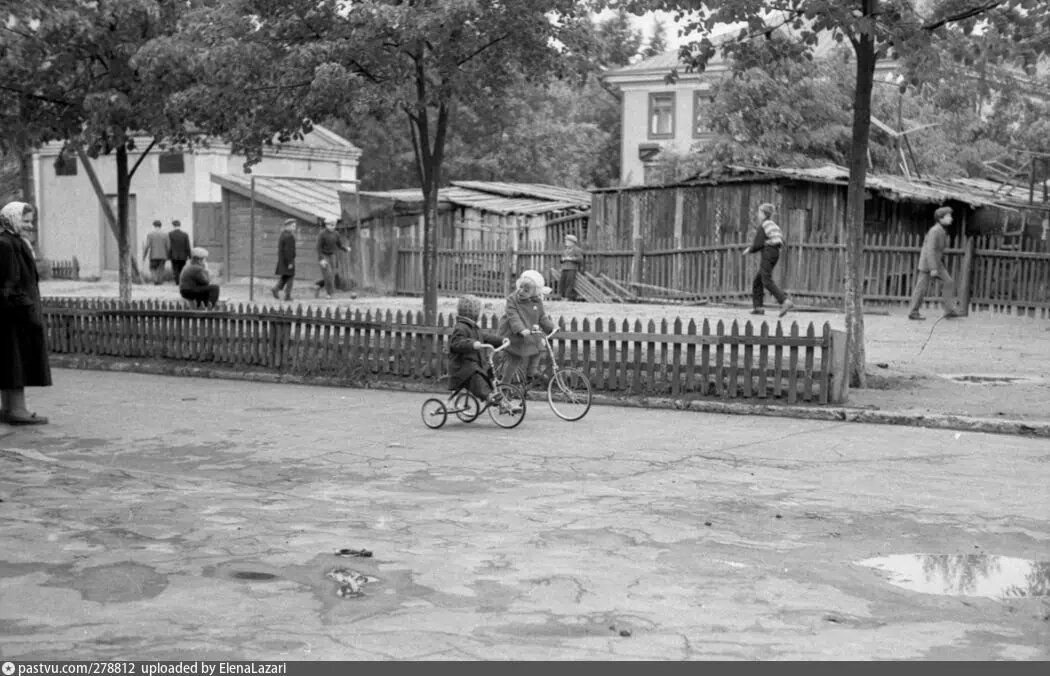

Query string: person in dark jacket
271 218 297 301
559 234 585 301
179 247 221 307
313 219 350 299
0 201 52 425
448 295 506 405
168 219 192 285
742 202 794 317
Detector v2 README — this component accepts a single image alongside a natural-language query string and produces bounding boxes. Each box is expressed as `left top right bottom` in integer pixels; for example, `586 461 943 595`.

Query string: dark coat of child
448 295 504 401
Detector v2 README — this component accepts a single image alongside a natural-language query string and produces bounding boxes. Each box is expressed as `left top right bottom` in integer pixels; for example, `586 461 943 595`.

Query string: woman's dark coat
0 231 52 389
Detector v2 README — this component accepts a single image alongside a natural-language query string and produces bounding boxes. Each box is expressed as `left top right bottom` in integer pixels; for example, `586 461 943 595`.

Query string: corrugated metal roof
449 181 591 208
357 182 590 216
727 164 1018 209
212 174 348 223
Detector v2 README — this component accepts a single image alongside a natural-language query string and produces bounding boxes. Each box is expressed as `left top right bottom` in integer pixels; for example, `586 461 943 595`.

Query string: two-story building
25 125 360 279
603 32 898 187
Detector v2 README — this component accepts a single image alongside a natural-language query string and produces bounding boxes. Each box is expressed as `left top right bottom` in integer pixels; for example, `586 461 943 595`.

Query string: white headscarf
0 201 36 260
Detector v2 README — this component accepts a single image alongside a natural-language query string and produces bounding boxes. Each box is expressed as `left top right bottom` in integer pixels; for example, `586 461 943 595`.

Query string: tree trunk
844 5 877 389
407 87 449 325
18 150 33 205
422 179 439 324
116 144 132 302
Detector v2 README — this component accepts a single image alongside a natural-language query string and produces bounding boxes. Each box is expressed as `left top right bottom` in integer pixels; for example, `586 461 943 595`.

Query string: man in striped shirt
742 203 794 317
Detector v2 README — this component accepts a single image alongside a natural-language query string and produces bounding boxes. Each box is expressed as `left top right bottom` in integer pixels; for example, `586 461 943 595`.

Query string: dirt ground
40 278 1050 423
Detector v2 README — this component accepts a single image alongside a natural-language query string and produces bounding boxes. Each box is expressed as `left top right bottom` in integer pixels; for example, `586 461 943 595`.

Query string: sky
593 8 696 51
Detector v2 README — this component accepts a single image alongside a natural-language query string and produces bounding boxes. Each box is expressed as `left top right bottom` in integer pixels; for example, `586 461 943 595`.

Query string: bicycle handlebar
528 327 559 340
479 339 512 354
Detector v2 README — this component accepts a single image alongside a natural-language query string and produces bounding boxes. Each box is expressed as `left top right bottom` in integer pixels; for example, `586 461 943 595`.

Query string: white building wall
33 137 359 278
619 78 714 186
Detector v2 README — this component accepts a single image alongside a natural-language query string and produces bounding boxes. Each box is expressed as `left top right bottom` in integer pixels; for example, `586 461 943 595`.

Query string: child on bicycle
448 294 505 405
498 270 556 386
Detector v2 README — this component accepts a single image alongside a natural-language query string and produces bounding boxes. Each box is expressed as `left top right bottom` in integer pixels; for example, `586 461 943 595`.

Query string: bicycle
420 339 527 430
497 326 593 422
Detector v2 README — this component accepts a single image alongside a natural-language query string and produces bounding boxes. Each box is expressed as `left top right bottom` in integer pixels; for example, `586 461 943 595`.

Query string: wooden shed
590 164 1048 248
210 174 349 285
339 181 591 293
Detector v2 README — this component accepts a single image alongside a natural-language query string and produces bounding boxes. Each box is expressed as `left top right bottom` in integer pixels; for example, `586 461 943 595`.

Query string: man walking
271 218 297 301
313 219 350 299
142 220 170 285
168 219 191 285
559 234 585 301
907 206 960 320
742 202 794 317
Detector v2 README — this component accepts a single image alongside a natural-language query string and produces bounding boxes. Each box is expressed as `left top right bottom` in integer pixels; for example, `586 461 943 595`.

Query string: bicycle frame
535 327 563 376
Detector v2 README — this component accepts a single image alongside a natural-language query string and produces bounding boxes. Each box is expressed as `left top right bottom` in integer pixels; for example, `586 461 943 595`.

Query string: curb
47 355 1050 439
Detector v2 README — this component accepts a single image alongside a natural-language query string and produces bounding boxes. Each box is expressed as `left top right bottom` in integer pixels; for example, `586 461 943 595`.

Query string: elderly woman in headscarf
0 200 52 425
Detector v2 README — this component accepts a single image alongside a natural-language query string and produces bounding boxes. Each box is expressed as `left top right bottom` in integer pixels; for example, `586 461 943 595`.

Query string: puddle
56 563 168 603
857 554 1050 599
232 571 278 581
940 373 1044 385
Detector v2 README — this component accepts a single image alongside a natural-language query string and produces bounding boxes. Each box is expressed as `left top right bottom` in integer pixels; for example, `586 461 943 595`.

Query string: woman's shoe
3 411 48 425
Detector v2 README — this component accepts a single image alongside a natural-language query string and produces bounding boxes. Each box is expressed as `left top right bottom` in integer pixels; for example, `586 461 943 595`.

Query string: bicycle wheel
487 384 527 429
547 368 592 421
421 398 448 429
452 391 480 423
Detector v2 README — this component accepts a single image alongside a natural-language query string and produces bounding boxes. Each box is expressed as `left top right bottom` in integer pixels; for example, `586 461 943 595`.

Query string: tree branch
242 80 313 92
923 1 1004 31
128 136 160 180
0 83 75 106
456 33 510 67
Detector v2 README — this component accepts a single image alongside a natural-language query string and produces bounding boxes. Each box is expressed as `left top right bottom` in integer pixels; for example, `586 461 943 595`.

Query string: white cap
520 269 552 295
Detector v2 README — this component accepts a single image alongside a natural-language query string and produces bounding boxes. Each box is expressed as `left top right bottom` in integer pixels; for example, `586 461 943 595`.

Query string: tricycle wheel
421 398 448 429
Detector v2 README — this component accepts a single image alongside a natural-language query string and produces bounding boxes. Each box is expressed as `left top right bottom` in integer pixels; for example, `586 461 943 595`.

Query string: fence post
389 236 401 295
829 328 849 404
958 234 976 315
504 238 516 295
631 237 644 285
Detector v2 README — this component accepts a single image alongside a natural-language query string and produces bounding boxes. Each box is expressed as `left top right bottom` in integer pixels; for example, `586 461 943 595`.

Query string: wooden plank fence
389 232 1050 317
38 257 80 281
41 298 847 404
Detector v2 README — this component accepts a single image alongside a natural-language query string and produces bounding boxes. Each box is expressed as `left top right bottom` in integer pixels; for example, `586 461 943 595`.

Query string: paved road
1 369 1048 660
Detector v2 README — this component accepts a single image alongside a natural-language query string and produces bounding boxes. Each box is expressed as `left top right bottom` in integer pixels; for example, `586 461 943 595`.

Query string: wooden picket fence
38 257 80 281
41 298 846 404
391 232 1050 316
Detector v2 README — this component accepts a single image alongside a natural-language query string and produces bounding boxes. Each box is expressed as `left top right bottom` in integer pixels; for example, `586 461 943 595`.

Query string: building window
648 92 675 139
54 154 78 176
158 152 185 174
693 90 715 137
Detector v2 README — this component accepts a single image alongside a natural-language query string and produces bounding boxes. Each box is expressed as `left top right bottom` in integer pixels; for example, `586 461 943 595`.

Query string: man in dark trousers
271 218 297 301
559 234 585 301
168 219 191 285
142 220 170 285
742 202 794 317
907 206 960 320
313 219 350 299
